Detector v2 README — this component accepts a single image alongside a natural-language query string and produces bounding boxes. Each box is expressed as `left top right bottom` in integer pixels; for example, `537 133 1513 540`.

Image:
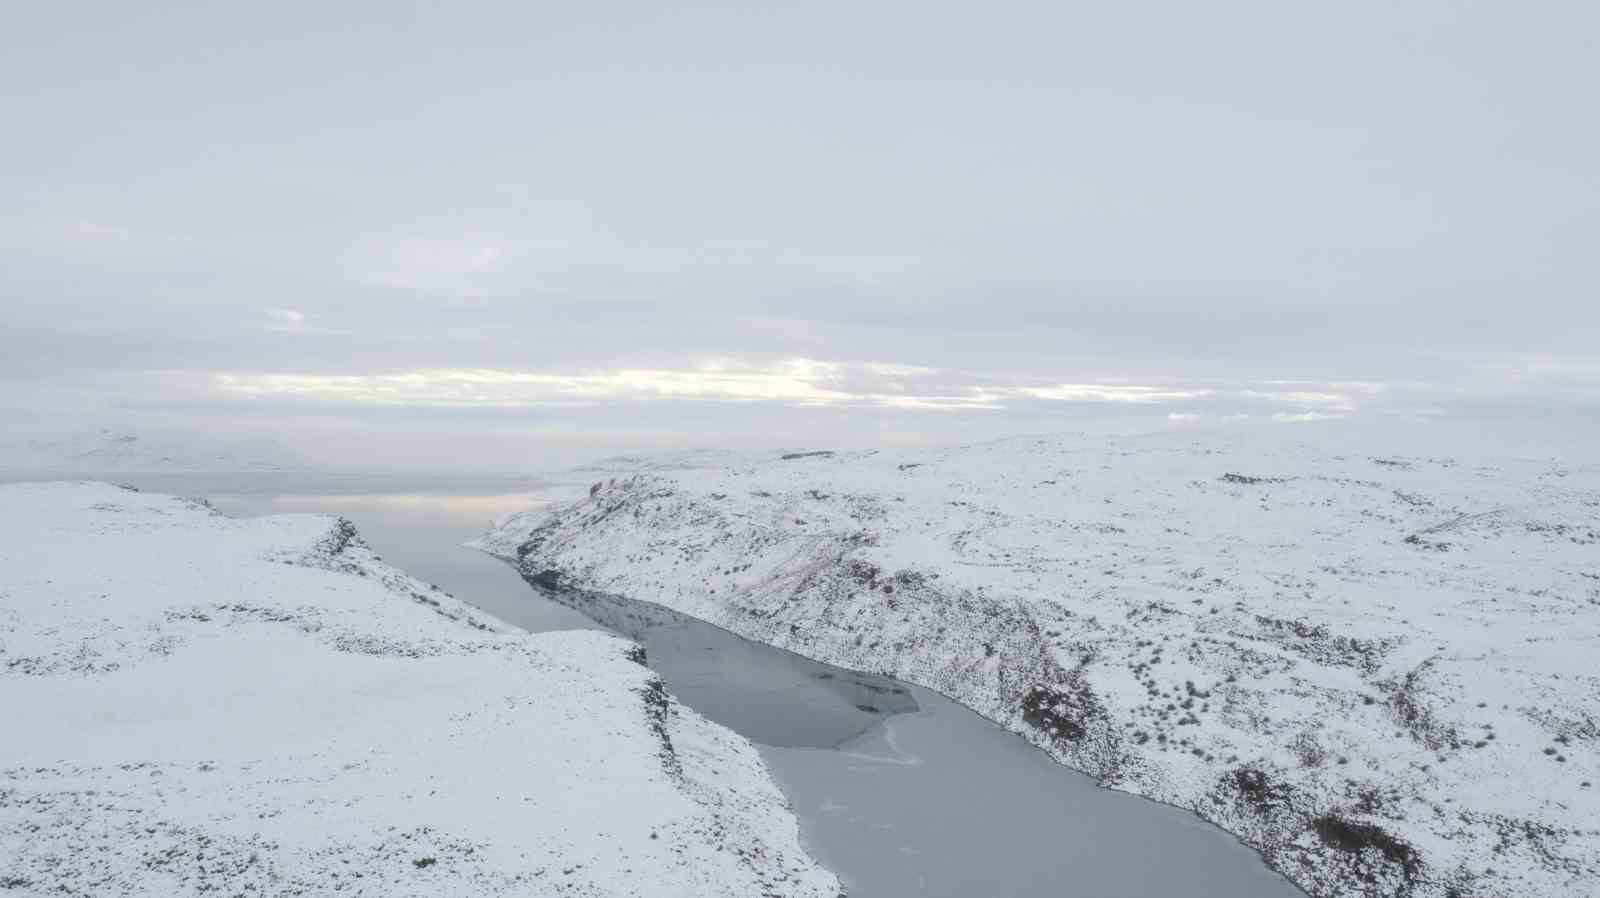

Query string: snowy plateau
477 432 1600 898
0 481 837 897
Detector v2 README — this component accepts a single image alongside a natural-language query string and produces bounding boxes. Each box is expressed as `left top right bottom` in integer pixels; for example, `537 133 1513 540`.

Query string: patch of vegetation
1229 767 1291 812
1402 533 1451 552
1220 473 1289 485
1020 678 1102 743
1381 657 1457 749
1312 814 1421 882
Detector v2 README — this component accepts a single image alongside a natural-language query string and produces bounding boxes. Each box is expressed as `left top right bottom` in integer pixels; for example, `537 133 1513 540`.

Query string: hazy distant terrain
0 429 306 473
480 431 1600 898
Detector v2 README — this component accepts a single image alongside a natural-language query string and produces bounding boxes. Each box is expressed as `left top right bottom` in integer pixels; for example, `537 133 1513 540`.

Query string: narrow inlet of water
515 581 1302 898
13 473 1304 898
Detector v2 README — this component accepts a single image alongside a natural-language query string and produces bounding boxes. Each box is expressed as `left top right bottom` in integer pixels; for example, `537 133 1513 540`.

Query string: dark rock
528 569 564 590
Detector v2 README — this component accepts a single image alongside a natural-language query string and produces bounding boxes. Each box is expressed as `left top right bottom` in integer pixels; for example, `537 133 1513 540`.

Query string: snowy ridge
0 481 838 897
477 432 1600 898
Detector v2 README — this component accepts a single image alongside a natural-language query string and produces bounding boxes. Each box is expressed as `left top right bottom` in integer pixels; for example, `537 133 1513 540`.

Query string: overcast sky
3 1 1596 469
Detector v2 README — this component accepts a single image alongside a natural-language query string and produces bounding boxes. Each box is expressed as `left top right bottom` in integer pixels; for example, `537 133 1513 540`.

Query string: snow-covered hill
0 481 837 897
477 431 1600 898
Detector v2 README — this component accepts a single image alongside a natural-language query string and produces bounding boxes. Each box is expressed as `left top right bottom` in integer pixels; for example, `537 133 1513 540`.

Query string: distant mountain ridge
0 428 306 472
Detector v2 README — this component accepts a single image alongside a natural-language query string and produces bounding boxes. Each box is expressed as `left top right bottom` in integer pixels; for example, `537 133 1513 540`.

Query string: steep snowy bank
0 481 837 898
478 432 1599 898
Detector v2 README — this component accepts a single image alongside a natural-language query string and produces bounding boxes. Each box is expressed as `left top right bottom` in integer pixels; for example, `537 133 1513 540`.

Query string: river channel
16 472 1304 898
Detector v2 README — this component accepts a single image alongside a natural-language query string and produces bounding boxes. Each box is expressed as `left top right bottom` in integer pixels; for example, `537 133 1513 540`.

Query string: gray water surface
12 472 1305 898
520 583 1303 898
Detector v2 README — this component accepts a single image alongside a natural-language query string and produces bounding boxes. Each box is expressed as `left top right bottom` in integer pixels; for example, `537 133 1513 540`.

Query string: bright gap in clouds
213 359 1372 417
217 361 1004 410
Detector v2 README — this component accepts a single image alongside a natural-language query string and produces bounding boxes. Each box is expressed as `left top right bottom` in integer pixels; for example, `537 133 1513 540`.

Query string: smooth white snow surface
479 431 1600 898
0 481 838 897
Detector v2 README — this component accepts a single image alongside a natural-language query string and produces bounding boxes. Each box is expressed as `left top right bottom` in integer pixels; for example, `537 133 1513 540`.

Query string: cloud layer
2 1 1596 467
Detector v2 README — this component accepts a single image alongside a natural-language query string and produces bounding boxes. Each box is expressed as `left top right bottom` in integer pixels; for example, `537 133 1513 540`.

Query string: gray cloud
3 1 1596 467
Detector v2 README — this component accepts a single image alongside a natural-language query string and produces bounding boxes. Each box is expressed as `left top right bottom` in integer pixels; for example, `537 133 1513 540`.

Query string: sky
3 1 1597 470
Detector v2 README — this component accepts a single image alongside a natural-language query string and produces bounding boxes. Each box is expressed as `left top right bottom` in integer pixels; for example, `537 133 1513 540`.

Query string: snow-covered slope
0 481 837 898
477 432 1600 898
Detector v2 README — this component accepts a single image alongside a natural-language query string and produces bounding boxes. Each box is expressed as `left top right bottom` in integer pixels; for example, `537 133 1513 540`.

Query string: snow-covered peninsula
0 481 837 897
478 432 1600 898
